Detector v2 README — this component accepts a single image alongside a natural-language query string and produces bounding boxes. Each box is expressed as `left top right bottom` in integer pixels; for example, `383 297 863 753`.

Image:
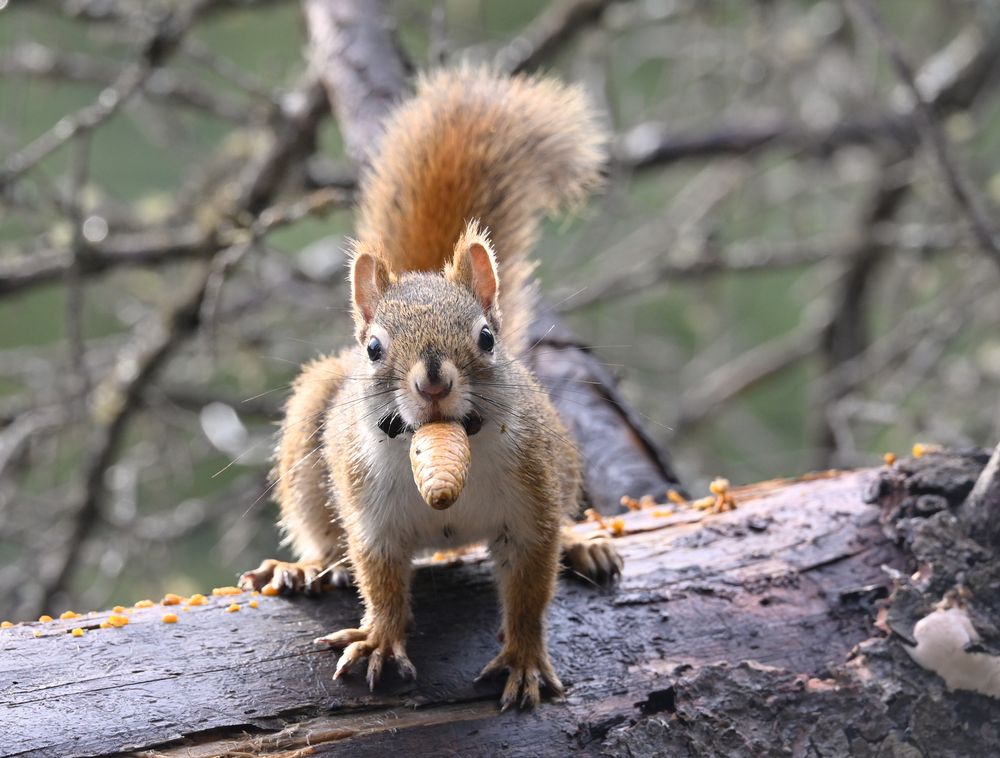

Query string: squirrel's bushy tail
356 66 605 352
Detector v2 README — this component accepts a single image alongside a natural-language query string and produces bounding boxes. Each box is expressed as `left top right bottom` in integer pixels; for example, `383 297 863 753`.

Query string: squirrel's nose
416 378 452 401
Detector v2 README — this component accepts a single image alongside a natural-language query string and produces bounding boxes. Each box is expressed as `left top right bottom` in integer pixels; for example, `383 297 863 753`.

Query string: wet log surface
3 468 901 757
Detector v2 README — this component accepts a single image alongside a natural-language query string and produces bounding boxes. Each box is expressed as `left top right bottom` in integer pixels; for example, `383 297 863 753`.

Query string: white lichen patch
906 607 1000 699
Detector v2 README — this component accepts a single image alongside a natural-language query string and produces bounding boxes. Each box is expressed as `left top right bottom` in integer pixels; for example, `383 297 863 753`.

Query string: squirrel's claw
238 558 351 596
477 649 563 710
475 654 505 683
317 628 416 688
333 641 369 680
563 537 623 584
315 628 366 647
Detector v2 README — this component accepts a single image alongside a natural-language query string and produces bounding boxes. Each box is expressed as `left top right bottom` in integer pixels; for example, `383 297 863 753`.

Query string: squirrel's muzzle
407 354 462 422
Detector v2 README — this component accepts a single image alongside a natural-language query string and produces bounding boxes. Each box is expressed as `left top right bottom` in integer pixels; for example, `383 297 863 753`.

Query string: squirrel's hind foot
238 558 351 596
561 532 623 585
476 647 564 711
315 626 417 690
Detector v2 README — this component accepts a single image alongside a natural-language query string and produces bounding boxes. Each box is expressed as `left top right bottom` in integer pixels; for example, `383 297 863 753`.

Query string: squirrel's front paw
563 536 623 584
315 626 416 690
238 558 351 595
476 646 563 711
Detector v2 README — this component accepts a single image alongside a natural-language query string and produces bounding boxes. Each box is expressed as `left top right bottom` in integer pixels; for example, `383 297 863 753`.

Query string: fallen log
0 468 893 756
6 455 998 757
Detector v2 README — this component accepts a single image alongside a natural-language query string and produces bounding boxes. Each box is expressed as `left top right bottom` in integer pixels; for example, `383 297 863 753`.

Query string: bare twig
614 113 917 172
65 135 94 409
617 17 1000 174
0 227 213 296
814 14 1000 465
32 75 336 614
847 0 1000 273
676 310 833 432
0 43 260 122
496 0 617 74
39 262 216 612
0 1 211 191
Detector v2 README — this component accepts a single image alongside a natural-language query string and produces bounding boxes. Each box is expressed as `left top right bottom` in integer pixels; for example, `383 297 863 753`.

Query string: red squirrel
240 67 622 710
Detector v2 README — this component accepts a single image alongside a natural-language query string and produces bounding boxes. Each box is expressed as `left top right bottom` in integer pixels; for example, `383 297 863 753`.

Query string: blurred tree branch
848 0 1000 272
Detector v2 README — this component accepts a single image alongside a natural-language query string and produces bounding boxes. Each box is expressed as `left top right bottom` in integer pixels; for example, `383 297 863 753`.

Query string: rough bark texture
958 441 1000 548
301 0 411 166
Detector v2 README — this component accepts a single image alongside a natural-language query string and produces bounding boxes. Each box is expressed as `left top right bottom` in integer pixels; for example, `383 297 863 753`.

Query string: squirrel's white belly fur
351 422 536 557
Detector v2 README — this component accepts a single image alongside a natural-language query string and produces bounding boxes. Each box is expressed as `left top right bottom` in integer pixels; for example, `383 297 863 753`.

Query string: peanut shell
409 422 471 510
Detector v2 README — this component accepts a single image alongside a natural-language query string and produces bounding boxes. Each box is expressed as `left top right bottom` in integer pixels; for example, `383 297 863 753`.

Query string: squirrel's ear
350 248 391 334
448 226 499 313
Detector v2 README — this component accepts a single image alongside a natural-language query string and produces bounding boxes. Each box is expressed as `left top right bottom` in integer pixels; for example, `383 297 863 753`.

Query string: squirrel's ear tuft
350 245 391 337
447 223 499 313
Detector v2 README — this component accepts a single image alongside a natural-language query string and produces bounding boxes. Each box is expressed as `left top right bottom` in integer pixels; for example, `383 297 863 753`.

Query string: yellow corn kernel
134 599 155 608
162 613 179 624
187 593 207 606
70 628 85 637
248 600 259 609
225 603 240 613
692 496 716 511
261 585 279 597
620 495 641 511
99 621 112 629
112 605 126 614
38 615 53 623
652 508 673 518
212 586 242 596
609 517 626 537
161 593 183 606
709 478 730 496
584 508 607 529
883 452 896 466
33 630 43 638
59 610 81 620
912 443 941 458
1 621 13 628
667 489 688 506
107 615 129 627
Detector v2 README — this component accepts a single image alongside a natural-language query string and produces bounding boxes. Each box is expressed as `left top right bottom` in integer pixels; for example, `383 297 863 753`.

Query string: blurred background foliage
1 0 999 620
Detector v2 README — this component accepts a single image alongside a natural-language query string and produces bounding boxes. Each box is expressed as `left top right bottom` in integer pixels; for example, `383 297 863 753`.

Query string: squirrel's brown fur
240 67 619 711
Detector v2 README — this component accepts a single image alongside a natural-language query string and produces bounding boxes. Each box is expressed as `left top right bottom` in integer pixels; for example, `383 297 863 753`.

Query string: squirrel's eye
478 325 495 353
367 336 383 361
